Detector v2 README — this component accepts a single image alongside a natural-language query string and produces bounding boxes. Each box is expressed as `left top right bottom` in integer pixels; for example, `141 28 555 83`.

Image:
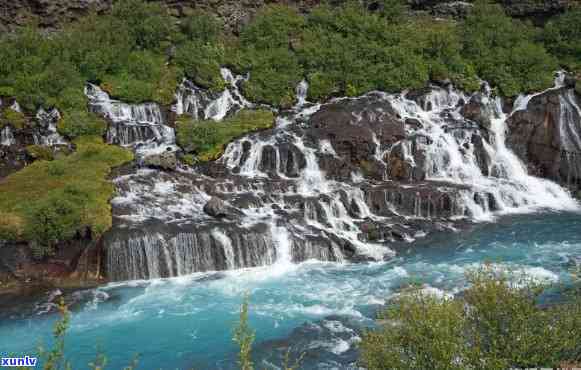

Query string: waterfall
296 80 309 107
34 108 67 146
1 125 15 146
173 68 251 122
105 73 580 282
387 84 578 218
558 89 581 152
85 83 177 157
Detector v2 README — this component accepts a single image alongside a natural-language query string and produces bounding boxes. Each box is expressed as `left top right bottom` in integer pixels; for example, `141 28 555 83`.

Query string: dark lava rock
507 87 581 191
202 196 243 219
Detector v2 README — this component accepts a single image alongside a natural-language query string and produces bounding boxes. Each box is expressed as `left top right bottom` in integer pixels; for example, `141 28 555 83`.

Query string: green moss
1 108 27 130
176 109 274 162
26 145 54 161
57 110 108 139
0 136 133 242
181 154 196 166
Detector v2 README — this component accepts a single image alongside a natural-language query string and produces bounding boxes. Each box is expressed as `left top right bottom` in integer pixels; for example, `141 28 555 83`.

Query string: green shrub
235 5 305 106
462 0 557 95
174 41 226 91
543 9 581 72
176 109 274 162
23 187 85 257
110 0 176 51
179 11 223 44
26 145 54 161
241 48 303 107
57 110 107 139
360 266 581 369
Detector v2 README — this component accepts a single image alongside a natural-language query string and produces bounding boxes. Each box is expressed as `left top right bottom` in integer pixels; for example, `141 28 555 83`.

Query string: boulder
203 197 235 219
142 150 177 170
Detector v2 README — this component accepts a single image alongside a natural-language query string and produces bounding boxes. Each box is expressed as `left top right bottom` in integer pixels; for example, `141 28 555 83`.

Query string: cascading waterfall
34 108 67 146
173 68 251 121
1 125 15 146
106 76 580 281
85 84 176 157
387 84 578 219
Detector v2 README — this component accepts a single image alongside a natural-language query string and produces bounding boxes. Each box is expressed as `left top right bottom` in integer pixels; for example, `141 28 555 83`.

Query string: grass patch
0 136 133 248
176 109 274 162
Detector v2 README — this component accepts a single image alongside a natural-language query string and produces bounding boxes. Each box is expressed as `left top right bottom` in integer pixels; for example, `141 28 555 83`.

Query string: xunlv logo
1 356 38 367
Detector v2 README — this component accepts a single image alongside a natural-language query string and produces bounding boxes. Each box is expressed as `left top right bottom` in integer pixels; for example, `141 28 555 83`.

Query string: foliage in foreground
0 137 133 257
176 109 274 162
360 267 581 370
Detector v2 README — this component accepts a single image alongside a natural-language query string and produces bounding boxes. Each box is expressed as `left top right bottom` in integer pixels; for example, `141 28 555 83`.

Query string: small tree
233 295 255 370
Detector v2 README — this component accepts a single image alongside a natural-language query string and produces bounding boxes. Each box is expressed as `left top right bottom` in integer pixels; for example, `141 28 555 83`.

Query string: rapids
0 212 580 369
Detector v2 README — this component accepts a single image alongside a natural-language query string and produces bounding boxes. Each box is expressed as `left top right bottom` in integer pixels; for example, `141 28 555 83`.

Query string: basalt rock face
0 0 573 32
0 237 102 290
0 0 112 31
507 85 581 194
408 0 572 21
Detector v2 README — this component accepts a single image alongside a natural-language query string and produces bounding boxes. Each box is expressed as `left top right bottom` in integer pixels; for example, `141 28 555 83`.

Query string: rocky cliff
1 0 576 32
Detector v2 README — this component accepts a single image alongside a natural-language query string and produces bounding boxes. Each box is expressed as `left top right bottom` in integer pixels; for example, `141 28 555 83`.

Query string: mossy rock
1 108 27 130
0 136 133 243
176 109 275 162
26 145 54 161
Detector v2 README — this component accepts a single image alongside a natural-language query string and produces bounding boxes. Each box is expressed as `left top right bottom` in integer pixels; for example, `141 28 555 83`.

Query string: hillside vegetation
0 0 579 114
0 0 580 248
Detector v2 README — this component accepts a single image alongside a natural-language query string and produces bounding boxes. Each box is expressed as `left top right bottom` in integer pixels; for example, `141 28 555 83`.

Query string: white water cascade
85 84 176 156
388 84 578 219
34 108 67 146
173 68 252 121
105 75 580 281
1 126 15 146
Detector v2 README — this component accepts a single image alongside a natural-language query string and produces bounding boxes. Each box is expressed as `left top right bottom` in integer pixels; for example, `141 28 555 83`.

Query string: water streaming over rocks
172 68 252 121
104 75 580 281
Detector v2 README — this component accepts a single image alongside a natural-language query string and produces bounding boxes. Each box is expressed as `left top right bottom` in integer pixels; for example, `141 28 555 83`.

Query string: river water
0 211 580 369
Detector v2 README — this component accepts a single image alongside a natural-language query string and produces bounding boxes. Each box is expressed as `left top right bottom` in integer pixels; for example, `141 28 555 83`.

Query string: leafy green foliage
236 5 305 107
57 110 108 139
173 11 227 92
26 145 54 161
38 299 73 370
174 41 225 91
176 109 274 162
543 8 581 72
0 0 179 115
0 136 133 243
360 266 581 369
462 0 557 95
234 295 255 370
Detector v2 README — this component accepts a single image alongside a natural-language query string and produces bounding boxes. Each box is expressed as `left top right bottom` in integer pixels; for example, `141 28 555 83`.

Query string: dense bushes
233 0 559 103
360 267 581 369
0 136 133 252
543 8 581 73
461 1 557 96
0 0 573 115
176 109 274 162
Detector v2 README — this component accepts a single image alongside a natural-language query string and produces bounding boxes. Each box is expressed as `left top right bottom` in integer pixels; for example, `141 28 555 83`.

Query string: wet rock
142 150 177 170
507 87 581 191
203 197 232 219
